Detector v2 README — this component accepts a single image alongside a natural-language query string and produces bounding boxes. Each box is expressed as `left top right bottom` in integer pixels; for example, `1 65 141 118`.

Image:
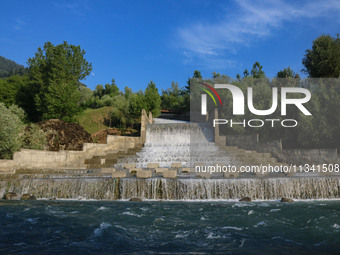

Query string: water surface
1 200 339 254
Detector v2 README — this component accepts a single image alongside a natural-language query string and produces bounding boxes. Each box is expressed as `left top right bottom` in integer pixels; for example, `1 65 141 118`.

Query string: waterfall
115 123 236 168
0 178 119 200
119 177 340 200
1 176 339 200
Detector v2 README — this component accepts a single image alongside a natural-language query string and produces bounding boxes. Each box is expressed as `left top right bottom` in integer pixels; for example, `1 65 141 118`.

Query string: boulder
4 192 18 200
280 197 294 202
239 197 252 202
20 193 37 200
129 197 142 202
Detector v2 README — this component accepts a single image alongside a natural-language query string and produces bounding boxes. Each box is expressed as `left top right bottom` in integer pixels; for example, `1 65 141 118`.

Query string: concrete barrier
163 170 177 178
171 163 182 168
101 168 116 173
147 163 159 168
155 168 167 173
136 170 152 178
124 163 136 169
112 171 127 178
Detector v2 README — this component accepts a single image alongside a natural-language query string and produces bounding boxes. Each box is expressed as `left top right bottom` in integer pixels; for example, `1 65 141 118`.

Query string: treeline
190 34 340 150
0 41 188 129
78 79 162 128
0 34 339 159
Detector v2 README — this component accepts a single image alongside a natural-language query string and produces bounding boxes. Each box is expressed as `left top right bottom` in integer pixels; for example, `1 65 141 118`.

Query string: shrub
0 103 25 159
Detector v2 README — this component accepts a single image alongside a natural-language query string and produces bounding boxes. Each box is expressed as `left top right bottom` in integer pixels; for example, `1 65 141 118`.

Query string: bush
21 124 47 150
0 103 25 159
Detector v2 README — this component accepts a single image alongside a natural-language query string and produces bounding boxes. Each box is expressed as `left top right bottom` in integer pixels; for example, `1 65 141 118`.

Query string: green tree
212 72 221 78
27 41 92 120
94 85 104 98
0 103 25 159
251 61 265 78
104 78 120 96
128 91 147 120
0 75 25 106
185 70 202 93
144 81 161 117
161 81 186 111
78 84 93 107
302 34 340 78
243 68 249 77
124 86 132 99
276 67 300 78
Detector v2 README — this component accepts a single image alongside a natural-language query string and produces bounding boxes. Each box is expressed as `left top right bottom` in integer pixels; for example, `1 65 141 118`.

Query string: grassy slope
75 107 112 134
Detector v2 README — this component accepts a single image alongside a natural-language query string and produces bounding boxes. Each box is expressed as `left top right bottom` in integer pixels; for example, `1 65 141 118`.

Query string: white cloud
52 0 91 16
177 0 340 63
91 72 95 76
14 18 25 31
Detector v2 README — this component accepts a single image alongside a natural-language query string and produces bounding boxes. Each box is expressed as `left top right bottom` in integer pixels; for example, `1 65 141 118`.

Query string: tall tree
105 78 120 96
144 81 161 117
27 41 92 120
251 61 265 78
276 67 300 78
161 81 186 111
302 34 340 77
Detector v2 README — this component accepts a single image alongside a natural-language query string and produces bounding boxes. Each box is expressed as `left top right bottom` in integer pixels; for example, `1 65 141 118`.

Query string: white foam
222 226 243 231
94 222 112 236
97 206 108 211
254 221 267 227
121 211 142 217
332 223 340 229
207 232 221 239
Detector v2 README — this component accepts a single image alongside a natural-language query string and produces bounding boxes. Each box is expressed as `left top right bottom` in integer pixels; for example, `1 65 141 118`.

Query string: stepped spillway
114 123 238 169
1 176 339 200
1 120 339 200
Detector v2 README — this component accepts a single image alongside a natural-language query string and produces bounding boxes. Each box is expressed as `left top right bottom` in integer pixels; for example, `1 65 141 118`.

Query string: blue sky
1 0 339 92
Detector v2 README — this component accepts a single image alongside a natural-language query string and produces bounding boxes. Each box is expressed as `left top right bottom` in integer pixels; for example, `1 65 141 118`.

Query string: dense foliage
0 33 339 158
28 41 93 121
0 103 46 159
303 34 340 78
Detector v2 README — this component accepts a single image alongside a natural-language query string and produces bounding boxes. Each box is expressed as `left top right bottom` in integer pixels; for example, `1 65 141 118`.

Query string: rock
20 193 36 200
129 197 142 202
280 197 294 202
4 192 18 200
239 197 252 202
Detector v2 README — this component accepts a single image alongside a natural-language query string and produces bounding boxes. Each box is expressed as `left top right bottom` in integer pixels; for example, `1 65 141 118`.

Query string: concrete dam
0 119 339 201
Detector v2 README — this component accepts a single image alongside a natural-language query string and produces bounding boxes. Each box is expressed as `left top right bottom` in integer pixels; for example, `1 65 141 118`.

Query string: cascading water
2 121 339 201
0 178 119 200
118 177 340 200
115 123 238 168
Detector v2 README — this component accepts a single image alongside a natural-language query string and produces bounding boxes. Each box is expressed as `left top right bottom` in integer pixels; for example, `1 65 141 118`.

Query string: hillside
75 107 139 143
0 56 26 78
75 107 113 134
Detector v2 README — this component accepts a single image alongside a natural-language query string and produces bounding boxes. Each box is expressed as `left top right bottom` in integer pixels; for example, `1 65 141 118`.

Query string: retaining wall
219 134 340 164
0 110 153 172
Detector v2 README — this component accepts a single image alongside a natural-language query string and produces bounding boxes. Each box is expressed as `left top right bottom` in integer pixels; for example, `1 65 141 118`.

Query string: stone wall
219 133 340 164
0 110 153 172
141 109 153 144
